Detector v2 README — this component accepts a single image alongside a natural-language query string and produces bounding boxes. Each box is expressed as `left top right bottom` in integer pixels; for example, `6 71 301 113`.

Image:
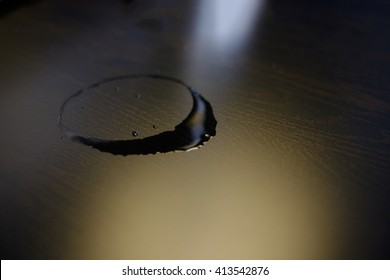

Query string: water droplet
58 74 217 156
115 86 120 91
135 93 141 98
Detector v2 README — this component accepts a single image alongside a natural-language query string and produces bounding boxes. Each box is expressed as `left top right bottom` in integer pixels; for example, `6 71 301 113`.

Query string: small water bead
135 94 141 98
132 131 139 137
152 124 158 129
115 86 120 91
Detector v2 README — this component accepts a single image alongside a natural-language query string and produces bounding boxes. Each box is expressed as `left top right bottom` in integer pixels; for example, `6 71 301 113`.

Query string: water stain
58 74 217 155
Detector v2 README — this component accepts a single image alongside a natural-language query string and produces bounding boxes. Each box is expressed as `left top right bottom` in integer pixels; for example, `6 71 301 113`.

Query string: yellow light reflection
67 147 344 259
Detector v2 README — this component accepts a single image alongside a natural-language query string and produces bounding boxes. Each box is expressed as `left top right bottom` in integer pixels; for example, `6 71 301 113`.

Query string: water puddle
58 74 217 155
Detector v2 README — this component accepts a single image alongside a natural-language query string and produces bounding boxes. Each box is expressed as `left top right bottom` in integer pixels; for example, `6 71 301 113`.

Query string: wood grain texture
0 0 389 259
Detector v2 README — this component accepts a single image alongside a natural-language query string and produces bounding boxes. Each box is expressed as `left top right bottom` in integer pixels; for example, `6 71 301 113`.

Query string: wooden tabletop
0 0 389 259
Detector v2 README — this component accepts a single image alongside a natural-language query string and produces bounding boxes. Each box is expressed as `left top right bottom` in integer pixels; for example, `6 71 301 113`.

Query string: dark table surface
0 0 389 259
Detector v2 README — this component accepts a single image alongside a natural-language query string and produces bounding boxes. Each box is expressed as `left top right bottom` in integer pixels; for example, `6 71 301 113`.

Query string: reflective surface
0 0 389 259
